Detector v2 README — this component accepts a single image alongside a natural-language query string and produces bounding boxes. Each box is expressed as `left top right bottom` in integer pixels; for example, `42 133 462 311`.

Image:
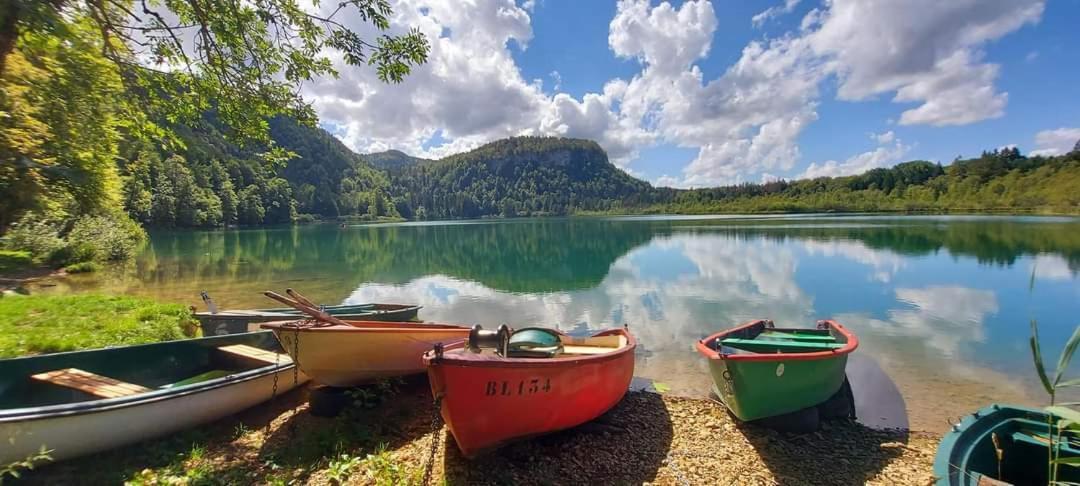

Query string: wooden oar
285 288 320 309
263 291 350 327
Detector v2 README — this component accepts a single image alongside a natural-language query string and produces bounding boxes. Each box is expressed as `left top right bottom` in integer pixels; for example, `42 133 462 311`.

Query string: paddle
263 291 350 327
285 288 320 309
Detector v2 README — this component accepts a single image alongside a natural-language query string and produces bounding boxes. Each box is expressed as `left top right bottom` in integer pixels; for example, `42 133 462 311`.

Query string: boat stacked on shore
3 287 873 467
0 331 307 464
696 319 858 430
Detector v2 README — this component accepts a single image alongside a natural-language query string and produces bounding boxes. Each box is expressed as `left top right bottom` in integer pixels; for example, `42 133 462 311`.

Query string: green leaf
1056 325 1080 386
1033 320 1055 395
1047 406 1080 424
1060 379 1080 389
1053 457 1080 467
652 381 671 393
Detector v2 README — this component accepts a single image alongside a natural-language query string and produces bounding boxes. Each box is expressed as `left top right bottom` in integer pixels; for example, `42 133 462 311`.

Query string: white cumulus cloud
300 0 1044 186
800 139 911 179
1030 127 1080 156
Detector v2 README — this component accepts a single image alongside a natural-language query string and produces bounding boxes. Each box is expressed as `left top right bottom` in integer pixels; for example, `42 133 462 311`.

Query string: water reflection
51 215 1080 430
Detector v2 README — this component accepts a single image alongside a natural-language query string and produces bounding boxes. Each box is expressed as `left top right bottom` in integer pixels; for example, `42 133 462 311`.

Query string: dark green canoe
934 404 1080 485
695 319 858 421
195 303 422 335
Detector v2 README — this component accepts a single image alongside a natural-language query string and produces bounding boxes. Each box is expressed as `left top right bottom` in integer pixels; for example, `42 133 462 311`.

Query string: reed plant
1029 312 1080 483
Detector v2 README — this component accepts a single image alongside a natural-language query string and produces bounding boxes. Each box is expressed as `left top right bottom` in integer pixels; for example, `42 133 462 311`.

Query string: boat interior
708 322 848 355
957 414 1079 484
456 326 628 359
0 332 287 411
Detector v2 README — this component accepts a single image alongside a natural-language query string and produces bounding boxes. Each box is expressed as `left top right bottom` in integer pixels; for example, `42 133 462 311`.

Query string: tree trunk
0 0 21 74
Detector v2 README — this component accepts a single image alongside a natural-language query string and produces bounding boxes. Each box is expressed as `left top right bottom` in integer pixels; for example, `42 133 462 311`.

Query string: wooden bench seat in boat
759 331 837 342
31 368 151 399
720 338 844 353
216 344 291 365
560 335 629 356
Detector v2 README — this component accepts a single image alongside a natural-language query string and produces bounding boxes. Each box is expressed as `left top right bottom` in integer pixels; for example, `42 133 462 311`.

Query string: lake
48 214 1080 431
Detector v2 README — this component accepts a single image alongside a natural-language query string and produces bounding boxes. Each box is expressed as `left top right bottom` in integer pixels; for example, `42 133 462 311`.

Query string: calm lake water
50 214 1080 431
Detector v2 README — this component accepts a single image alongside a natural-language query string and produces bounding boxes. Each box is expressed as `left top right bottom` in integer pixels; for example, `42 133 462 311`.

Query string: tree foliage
0 0 429 146
384 137 658 219
650 148 1080 215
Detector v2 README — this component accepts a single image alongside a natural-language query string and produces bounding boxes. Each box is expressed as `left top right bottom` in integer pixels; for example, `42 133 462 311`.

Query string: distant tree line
652 147 1080 214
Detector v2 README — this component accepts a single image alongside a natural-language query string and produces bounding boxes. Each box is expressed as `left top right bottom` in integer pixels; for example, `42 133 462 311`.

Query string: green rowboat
934 404 1080 485
696 319 858 422
195 302 422 335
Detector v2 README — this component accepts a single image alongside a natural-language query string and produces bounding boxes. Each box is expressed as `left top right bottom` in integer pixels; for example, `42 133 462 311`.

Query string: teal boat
696 319 858 422
0 332 307 464
934 404 1080 485
196 302 422 335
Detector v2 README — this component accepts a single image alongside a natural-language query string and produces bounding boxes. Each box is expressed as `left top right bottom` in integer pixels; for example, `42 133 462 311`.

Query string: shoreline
21 379 940 484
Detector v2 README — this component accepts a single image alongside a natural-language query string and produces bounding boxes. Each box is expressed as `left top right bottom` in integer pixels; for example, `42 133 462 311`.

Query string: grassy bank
0 294 196 358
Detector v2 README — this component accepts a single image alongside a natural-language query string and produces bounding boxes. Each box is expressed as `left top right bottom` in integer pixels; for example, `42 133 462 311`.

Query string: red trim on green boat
695 319 858 362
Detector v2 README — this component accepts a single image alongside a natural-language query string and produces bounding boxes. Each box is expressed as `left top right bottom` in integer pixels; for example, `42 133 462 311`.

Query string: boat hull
0 366 304 464
706 353 847 421
0 332 307 464
426 329 635 458
697 320 857 421
264 321 471 387
934 404 1080 485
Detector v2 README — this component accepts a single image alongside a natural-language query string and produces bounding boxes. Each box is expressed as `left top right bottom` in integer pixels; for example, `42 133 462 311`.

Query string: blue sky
307 0 1080 188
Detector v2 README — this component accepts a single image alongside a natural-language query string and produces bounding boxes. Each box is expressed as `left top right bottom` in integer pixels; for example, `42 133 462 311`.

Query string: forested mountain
385 137 660 219
121 123 1080 228
653 147 1080 214
364 150 432 171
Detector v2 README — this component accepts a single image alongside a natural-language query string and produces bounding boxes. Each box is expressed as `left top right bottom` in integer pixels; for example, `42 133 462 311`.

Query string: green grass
0 294 196 358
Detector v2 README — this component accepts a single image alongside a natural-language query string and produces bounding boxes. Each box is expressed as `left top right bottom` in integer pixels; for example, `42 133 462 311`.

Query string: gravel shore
22 379 939 485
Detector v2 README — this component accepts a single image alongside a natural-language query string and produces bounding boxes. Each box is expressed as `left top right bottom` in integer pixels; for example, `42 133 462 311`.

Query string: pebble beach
25 378 940 485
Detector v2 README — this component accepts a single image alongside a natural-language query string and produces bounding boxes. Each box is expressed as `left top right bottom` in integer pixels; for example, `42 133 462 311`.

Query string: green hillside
652 148 1080 214
385 136 658 219
364 150 433 171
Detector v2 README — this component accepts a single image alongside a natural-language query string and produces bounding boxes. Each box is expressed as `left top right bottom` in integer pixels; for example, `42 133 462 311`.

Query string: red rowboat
424 327 636 458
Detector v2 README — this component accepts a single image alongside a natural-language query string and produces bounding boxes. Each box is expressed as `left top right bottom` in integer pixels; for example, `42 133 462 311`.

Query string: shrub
64 213 147 262
64 261 100 274
0 250 32 273
46 242 97 267
0 214 64 261
294 213 320 224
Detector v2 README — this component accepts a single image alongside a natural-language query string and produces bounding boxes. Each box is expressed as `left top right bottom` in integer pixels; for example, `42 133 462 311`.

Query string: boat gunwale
195 304 422 319
0 359 297 423
422 328 636 368
932 403 1058 483
260 320 472 333
695 319 858 362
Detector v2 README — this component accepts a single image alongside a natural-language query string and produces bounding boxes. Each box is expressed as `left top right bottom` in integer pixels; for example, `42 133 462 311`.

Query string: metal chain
266 336 281 436
287 321 303 438
422 395 443 486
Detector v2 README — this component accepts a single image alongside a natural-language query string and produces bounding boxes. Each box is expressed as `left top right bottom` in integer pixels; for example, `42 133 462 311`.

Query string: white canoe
261 320 471 387
0 332 308 464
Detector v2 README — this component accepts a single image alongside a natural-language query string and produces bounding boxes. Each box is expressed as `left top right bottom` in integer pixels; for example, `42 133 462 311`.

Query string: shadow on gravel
442 391 674 485
736 419 913 486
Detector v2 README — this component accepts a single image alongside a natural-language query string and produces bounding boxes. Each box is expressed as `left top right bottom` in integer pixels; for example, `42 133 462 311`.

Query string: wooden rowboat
260 320 471 387
196 303 422 336
934 404 1080 485
424 327 636 457
696 319 857 422
0 331 306 464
